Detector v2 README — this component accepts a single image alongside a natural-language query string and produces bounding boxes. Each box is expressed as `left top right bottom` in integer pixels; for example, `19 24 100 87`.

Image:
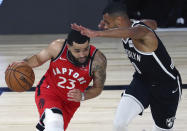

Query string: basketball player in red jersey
10 29 107 131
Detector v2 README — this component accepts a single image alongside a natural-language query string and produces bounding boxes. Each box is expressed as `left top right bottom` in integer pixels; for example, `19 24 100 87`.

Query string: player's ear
115 16 123 26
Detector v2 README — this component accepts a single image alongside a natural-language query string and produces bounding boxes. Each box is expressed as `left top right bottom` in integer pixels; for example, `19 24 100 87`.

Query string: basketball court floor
0 29 187 131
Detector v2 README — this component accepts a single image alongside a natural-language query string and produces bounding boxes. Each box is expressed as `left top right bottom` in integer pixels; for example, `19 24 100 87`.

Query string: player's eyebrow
104 20 110 25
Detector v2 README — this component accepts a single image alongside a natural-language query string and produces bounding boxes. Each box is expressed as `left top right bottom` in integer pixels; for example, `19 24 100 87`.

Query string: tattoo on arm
92 51 107 88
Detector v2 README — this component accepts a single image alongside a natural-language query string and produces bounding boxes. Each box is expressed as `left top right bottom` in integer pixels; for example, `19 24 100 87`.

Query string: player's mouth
78 57 87 63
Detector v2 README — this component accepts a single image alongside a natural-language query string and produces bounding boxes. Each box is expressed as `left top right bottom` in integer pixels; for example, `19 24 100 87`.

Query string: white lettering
52 67 87 85
137 55 141 62
78 77 84 82
53 68 56 75
80 81 86 84
62 68 67 74
68 69 73 76
73 73 79 78
125 49 141 62
56 68 61 74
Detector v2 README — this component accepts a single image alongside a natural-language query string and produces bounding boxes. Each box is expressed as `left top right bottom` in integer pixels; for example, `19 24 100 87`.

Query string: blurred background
0 0 187 34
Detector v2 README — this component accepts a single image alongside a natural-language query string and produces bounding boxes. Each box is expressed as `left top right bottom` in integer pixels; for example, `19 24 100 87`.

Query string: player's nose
79 52 86 57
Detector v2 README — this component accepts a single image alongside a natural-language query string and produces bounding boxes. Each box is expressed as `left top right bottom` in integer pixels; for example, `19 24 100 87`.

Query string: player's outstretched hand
71 23 98 38
67 89 82 102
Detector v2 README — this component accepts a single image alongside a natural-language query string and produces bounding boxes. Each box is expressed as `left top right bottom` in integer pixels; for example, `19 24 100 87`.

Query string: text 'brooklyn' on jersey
122 20 180 84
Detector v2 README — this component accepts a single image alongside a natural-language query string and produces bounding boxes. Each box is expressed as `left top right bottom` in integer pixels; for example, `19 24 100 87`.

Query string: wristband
81 92 85 101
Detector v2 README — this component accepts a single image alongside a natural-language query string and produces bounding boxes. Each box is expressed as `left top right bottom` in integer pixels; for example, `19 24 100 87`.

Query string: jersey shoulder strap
89 45 98 76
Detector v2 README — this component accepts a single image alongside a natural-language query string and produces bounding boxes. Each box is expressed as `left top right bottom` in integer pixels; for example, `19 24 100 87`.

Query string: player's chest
50 60 91 84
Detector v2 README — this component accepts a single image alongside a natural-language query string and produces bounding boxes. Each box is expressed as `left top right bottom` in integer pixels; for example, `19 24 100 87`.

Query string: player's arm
67 51 107 102
22 39 64 68
71 23 152 40
84 51 107 100
97 26 152 40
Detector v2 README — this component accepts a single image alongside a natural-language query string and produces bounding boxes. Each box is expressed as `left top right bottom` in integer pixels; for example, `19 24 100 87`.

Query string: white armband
81 92 85 101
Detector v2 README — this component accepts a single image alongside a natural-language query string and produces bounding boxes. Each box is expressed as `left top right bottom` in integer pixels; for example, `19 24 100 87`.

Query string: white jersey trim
89 49 98 77
136 24 153 32
131 20 140 27
177 76 182 101
152 52 176 80
153 123 173 131
122 38 130 44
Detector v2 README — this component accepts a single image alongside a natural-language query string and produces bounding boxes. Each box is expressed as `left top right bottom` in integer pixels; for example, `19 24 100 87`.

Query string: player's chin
78 58 86 63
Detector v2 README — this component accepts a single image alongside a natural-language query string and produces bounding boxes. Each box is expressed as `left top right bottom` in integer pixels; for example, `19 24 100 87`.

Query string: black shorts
124 75 182 129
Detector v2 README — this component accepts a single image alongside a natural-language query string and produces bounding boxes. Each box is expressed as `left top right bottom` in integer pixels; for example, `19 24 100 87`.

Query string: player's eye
74 50 80 53
84 47 89 51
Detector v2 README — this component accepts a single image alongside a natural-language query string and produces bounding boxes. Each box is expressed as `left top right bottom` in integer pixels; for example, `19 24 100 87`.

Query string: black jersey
122 20 180 84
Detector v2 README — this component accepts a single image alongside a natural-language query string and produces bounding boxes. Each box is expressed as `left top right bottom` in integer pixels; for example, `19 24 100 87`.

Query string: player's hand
71 23 98 38
67 89 82 102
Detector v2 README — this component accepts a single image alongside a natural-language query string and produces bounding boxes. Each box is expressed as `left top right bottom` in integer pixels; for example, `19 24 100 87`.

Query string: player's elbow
95 86 104 97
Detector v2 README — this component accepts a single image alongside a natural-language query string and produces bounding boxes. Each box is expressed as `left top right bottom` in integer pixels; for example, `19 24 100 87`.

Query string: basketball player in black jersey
71 2 182 131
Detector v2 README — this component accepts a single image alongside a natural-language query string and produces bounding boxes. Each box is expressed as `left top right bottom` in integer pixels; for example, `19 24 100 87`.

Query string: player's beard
67 50 91 67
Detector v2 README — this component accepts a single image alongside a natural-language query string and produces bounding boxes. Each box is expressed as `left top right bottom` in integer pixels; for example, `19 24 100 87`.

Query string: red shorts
35 79 80 130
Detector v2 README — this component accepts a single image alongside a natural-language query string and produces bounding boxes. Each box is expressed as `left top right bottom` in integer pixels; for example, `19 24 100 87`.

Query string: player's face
102 13 119 29
68 41 90 63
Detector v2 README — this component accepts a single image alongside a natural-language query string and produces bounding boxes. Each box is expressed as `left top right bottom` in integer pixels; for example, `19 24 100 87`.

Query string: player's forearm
83 86 103 100
97 28 130 38
23 55 43 68
97 26 148 40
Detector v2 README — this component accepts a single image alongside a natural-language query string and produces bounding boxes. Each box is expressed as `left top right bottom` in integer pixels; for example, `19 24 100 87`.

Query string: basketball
5 62 35 92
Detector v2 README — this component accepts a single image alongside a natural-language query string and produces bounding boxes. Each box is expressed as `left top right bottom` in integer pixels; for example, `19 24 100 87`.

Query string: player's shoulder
131 19 157 30
50 39 65 48
93 50 107 66
48 39 66 52
48 39 66 59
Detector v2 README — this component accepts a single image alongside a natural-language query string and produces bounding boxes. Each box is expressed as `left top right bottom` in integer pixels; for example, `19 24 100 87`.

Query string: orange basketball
5 62 35 92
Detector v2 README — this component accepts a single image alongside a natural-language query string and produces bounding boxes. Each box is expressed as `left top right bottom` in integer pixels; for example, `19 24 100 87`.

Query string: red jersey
39 41 97 101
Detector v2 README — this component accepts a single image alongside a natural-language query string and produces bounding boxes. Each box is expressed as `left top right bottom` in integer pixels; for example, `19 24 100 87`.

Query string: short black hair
67 29 90 46
102 2 128 18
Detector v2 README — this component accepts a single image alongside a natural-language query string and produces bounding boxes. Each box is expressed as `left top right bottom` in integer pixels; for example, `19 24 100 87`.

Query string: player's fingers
67 95 81 102
67 90 79 97
67 98 78 102
68 89 79 93
79 25 87 30
68 91 81 98
71 23 81 31
67 92 75 97
71 24 78 30
67 92 79 98
81 31 86 36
